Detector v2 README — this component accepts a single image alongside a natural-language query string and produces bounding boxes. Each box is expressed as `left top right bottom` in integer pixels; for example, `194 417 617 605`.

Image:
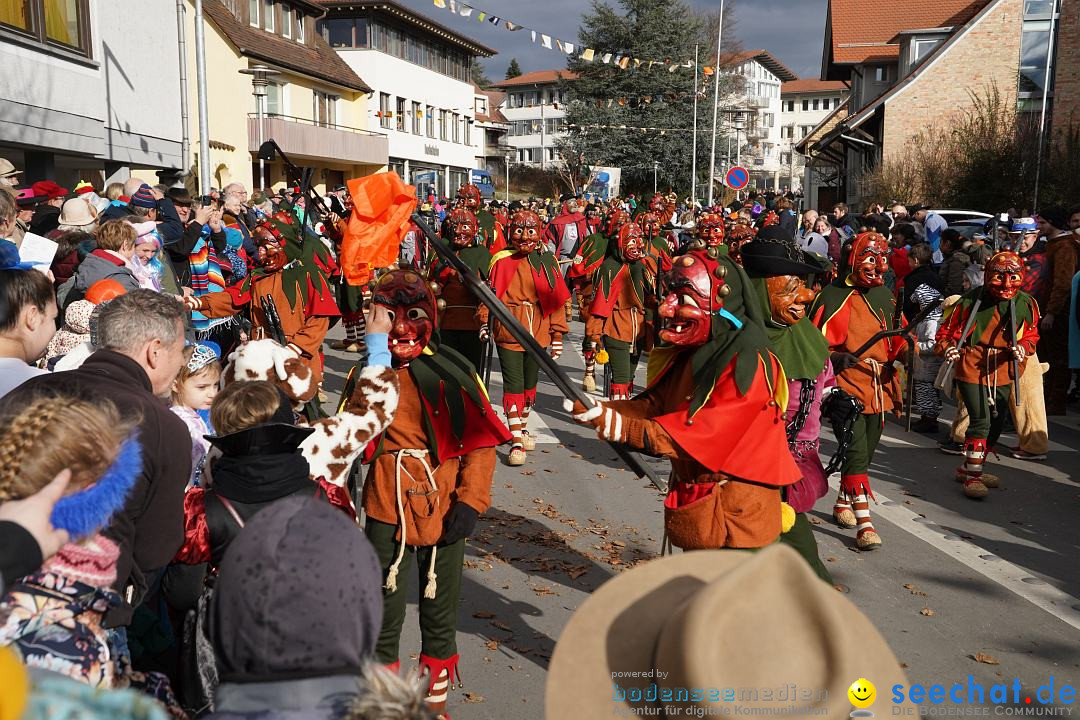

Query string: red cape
489 251 571 318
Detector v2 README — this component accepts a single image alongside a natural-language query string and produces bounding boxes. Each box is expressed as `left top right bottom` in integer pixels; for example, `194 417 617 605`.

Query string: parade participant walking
572 247 801 550
637 210 673 272
810 232 903 550
585 223 656 400
456 183 504 252
569 208 630 393
742 232 834 581
481 210 569 465
361 269 510 718
545 194 588 275
185 211 340 390
725 223 757 266
935 251 1039 498
428 207 491 369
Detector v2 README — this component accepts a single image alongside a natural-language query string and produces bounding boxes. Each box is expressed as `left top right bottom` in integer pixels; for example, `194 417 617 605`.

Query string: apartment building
780 79 849 196
491 70 577 168
721 50 797 191
319 0 495 197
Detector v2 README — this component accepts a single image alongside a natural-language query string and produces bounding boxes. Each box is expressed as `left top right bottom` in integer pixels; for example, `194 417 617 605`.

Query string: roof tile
491 70 579 88
828 0 989 66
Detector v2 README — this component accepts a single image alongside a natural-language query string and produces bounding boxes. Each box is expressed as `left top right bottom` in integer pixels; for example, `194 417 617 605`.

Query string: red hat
85 279 128 305
30 180 69 200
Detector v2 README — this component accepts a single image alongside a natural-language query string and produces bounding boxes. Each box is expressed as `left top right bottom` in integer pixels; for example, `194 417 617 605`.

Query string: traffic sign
725 166 750 190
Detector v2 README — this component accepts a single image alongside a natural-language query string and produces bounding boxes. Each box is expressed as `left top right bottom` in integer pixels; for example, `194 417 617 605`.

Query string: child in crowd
0 394 139 689
903 243 945 434
170 342 222 490
129 222 164 292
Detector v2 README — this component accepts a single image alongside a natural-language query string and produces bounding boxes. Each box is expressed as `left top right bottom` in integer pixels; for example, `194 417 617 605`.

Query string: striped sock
853 493 875 536
507 405 523 450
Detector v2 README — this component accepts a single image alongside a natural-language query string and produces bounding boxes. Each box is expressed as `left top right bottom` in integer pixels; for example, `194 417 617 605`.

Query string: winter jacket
1045 232 1080 317
0 521 42 594
938 249 971 298
61 250 140 310
29 204 60 236
46 299 94 361
1020 239 1048 306
1 350 193 627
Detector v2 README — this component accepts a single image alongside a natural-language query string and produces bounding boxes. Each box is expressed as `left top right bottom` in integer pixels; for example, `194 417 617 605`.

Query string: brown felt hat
546 544 915 718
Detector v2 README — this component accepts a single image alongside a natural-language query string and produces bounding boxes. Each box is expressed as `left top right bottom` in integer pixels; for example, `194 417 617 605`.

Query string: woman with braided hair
0 393 148 690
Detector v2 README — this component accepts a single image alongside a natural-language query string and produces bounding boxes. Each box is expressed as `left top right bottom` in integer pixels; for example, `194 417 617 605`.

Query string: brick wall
1052 0 1080 133
881 0 1023 156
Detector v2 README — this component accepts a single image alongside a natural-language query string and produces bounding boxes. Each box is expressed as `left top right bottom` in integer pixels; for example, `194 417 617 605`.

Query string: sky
392 0 830 81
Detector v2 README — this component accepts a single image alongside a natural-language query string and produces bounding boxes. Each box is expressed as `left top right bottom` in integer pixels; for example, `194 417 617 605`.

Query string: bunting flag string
429 0 715 74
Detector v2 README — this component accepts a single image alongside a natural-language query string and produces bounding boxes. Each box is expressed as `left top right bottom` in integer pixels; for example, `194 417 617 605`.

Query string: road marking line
826 474 1080 632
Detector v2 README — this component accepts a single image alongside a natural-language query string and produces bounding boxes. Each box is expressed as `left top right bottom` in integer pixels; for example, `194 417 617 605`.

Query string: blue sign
725 166 750 190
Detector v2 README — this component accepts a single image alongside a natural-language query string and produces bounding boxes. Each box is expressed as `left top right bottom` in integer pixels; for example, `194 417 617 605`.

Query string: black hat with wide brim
741 233 828 277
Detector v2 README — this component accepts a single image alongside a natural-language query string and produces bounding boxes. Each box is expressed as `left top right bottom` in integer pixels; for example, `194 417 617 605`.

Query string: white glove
182 294 202 312
565 398 603 422
944 346 960 363
1013 345 1027 363
550 338 563 360
479 324 490 343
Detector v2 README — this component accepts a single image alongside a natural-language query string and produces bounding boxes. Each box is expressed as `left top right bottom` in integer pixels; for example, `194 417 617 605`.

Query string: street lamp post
653 160 659 194
733 114 745 200
505 153 512 202
240 64 280 191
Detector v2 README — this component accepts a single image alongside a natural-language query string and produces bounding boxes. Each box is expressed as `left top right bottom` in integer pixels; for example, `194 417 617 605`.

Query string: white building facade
491 70 576 169
721 50 796 191
780 80 849 194
0 0 184 186
319 0 494 198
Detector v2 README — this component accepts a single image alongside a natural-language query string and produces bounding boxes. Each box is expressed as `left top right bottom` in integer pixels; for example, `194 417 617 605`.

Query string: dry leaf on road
463 692 485 703
920 607 935 617
472 611 496 619
973 652 1000 665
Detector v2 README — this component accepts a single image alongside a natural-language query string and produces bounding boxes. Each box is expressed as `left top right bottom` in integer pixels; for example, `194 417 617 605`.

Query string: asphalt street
321 320 1080 719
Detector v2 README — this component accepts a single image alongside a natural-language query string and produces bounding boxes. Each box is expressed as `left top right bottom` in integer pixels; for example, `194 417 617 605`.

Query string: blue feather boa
50 436 142 539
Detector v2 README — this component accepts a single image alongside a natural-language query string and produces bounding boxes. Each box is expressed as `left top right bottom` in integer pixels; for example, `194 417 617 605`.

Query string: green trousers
603 336 637 385
497 346 539 395
780 513 834 584
957 380 1011 446
440 329 485 372
836 413 884 476
365 519 466 662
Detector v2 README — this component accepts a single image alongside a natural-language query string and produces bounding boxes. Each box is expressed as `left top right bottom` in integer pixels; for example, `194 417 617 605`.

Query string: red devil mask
648 194 667 215
638 212 662 239
985 251 1024 301
456 184 482 211
605 209 631 238
493 205 509 226
848 232 890 288
508 210 542 254
697 213 726 248
658 252 730 347
254 223 289 272
617 223 645 263
726 224 756 264
372 269 437 366
446 208 478 248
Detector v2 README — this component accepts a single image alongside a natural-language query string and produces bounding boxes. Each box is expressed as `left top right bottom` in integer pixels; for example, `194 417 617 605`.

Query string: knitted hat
40 535 120 587
74 181 95 196
129 184 157 209
209 496 384 683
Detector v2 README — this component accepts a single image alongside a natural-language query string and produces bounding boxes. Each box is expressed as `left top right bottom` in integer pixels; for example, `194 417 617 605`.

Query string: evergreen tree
558 0 741 198
505 58 523 80
472 59 494 88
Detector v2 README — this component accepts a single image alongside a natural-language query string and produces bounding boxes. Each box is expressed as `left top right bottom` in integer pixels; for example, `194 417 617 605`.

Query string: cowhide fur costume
222 338 400 490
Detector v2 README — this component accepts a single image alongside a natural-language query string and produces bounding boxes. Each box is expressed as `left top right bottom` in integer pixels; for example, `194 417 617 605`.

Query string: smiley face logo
848 678 876 709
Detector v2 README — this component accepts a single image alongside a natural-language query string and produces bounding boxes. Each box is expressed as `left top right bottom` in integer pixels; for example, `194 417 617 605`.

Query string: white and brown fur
222 339 400 489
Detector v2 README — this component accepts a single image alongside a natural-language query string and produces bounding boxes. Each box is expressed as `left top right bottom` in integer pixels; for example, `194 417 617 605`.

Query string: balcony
248 114 388 166
745 94 770 108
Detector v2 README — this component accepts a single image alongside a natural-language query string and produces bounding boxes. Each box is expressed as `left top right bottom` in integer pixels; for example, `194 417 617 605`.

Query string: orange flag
341 171 417 286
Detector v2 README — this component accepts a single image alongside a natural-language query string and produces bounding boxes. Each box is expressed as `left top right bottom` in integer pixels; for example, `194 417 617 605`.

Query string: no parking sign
725 166 750 190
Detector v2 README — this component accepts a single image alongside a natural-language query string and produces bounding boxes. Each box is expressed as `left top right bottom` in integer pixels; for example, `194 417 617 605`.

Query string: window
783 100 794 112
1019 20 1054 95
282 5 291 37
780 152 792 166
266 81 285 117
263 0 274 31
426 106 435 137
799 125 814 139
452 113 460 143
763 112 774 128
780 125 793 139
2 0 91 54
412 101 422 134
379 92 391 129
314 90 337 127
913 38 940 63
464 118 471 146
873 65 895 83
249 0 259 26
802 99 809 111
439 110 448 141
323 17 353 47
396 97 406 132
296 12 305 42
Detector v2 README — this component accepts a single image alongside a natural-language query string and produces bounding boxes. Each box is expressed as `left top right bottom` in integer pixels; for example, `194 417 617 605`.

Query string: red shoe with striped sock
956 439 990 499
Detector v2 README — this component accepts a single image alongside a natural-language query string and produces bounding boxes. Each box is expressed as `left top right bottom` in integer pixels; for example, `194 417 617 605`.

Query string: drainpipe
176 0 191 179
194 0 212 193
